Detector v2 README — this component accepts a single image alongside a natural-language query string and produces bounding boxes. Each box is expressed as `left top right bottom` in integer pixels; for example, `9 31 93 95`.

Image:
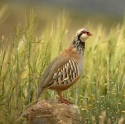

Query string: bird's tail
36 85 51 100
36 87 44 100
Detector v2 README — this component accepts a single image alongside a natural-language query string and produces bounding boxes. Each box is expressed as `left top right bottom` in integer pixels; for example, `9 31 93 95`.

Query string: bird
36 28 92 104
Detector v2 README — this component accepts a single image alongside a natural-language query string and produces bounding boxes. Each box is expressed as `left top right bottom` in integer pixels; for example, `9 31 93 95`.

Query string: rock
21 99 81 124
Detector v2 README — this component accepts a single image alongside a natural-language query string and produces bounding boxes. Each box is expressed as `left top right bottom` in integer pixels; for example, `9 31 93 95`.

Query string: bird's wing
40 54 70 89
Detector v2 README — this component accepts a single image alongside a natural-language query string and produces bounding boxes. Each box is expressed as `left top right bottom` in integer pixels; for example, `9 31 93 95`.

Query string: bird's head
75 28 92 42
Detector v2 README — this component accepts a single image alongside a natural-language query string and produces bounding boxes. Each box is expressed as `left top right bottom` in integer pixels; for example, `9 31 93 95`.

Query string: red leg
57 91 72 105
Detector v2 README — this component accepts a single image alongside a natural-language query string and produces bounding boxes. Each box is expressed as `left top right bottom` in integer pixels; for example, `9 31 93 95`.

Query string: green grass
0 8 125 123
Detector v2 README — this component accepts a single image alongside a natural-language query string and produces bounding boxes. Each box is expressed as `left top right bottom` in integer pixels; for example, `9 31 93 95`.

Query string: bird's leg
57 91 72 104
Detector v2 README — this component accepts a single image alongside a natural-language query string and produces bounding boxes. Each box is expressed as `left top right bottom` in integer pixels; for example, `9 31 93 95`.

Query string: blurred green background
0 0 125 38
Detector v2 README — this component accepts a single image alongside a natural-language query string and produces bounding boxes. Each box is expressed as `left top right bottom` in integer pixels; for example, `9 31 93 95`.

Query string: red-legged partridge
36 28 92 104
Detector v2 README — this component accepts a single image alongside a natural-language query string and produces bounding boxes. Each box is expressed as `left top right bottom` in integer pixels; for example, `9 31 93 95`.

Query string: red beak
88 32 92 36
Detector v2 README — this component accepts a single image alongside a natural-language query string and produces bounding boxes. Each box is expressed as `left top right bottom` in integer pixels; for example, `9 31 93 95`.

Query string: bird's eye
82 30 86 33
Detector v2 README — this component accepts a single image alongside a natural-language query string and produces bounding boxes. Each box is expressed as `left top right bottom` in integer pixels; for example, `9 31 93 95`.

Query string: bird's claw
58 98 73 105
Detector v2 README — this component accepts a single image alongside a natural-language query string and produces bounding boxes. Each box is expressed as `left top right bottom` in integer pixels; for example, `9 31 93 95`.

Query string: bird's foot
59 98 73 105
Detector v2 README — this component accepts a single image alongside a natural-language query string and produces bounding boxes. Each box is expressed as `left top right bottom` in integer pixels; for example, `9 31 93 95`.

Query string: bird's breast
77 55 84 76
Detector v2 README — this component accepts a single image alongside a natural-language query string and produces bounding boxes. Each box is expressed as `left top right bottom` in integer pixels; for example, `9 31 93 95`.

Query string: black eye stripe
83 31 86 33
